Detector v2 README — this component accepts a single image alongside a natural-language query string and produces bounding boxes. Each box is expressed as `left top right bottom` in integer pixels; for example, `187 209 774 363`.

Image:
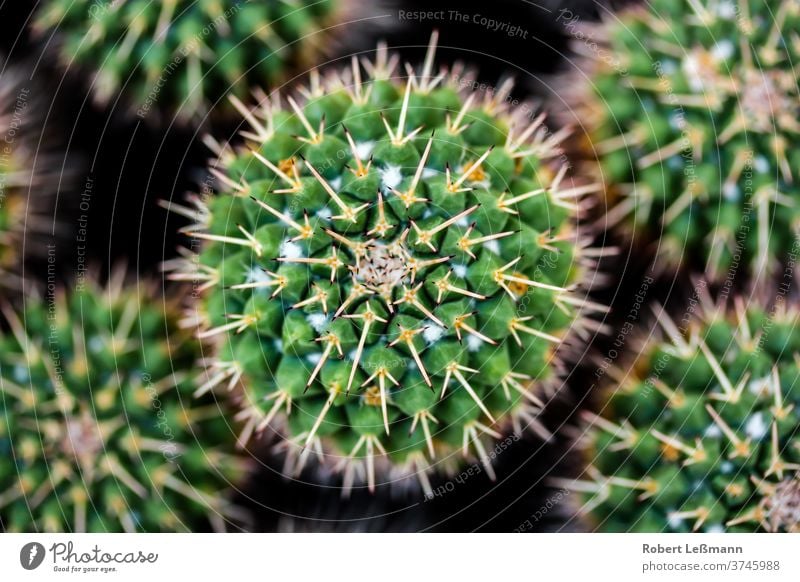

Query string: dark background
1 0 689 532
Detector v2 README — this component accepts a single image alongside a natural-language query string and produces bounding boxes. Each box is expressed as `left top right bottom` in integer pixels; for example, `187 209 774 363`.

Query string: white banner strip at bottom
1 533 798 581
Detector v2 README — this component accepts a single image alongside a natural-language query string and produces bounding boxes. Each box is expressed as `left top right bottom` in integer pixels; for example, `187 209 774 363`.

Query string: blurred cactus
559 0 800 280
0 271 247 532
558 294 800 532
0 60 64 289
35 0 352 121
165 34 602 494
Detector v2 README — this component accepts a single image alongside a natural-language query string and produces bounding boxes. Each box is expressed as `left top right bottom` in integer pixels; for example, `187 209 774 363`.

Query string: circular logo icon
20 542 46 570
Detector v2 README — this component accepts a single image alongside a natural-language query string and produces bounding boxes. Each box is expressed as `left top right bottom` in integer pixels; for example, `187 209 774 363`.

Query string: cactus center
355 241 409 291
61 413 103 458
761 477 800 532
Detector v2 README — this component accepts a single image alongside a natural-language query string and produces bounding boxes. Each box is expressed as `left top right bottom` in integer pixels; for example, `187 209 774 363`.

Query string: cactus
559 0 800 280
0 61 61 289
165 34 602 494
559 294 800 532
35 0 349 121
0 272 247 532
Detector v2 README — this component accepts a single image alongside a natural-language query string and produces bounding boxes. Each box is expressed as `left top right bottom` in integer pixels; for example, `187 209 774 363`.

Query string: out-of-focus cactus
0 272 247 532
35 0 356 121
557 294 800 532
0 60 64 289
558 0 800 280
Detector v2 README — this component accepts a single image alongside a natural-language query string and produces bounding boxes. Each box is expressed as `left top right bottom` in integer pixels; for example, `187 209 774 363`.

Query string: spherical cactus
165 35 602 493
35 0 356 121
0 272 247 532
559 294 800 532
559 0 800 280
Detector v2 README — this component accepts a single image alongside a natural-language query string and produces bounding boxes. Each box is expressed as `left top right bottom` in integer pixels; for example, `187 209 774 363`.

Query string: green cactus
165 35 602 494
560 0 800 280
559 295 800 532
35 0 346 121
0 272 247 532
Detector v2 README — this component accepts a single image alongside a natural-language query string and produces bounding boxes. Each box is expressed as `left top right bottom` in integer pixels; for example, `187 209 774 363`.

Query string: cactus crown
0 272 245 532
167 35 601 493
35 0 339 120
562 294 800 532
565 0 800 279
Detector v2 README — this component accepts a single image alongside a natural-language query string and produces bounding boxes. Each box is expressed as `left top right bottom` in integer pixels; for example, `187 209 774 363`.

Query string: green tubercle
167 35 601 494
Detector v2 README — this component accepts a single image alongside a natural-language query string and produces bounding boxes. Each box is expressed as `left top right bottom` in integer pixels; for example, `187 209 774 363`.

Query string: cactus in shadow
0 59 67 289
